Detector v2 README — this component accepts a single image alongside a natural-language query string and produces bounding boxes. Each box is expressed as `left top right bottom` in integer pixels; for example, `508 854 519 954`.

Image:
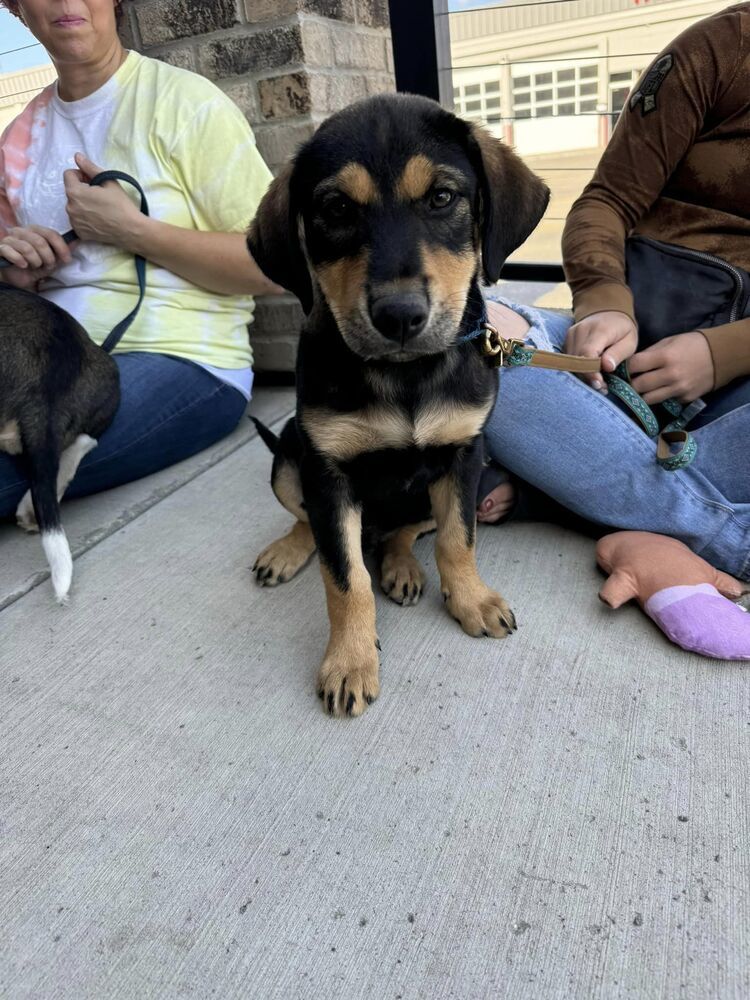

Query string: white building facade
0 64 55 131
449 0 729 157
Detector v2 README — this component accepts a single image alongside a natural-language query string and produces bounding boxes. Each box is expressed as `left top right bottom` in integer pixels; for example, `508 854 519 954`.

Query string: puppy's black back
0 284 120 445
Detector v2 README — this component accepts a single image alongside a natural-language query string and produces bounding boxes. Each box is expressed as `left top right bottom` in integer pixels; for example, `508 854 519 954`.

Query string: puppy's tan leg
317 506 379 718
380 519 435 606
429 475 516 638
253 459 316 586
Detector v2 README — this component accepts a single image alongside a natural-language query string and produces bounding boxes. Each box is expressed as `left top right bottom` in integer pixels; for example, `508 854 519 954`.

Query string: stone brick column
120 0 395 370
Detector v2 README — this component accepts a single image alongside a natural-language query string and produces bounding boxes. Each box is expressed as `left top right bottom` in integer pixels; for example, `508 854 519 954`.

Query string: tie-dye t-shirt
0 51 272 392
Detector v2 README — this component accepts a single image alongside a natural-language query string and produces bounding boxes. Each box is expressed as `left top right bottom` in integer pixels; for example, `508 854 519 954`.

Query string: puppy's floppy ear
247 163 314 313
469 124 550 283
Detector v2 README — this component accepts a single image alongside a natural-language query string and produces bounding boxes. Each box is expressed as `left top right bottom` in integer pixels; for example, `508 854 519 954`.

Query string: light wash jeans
483 296 750 581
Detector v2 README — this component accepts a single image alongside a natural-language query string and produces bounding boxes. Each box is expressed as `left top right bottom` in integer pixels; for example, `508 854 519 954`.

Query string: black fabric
626 235 750 347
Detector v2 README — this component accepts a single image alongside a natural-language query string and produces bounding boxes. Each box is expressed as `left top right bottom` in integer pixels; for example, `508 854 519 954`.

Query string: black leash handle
88 170 150 353
0 169 149 354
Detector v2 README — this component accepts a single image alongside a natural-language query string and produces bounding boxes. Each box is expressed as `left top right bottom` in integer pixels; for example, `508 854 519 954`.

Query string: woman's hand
0 224 75 290
64 152 283 296
564 310 639 390
629 332 715 404
64 153 146 251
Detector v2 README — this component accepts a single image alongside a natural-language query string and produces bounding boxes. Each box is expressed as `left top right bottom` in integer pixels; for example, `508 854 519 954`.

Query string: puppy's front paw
253 524 315 586
381 551 425 606
444 582 516 638
16 491 39 534
317 640 381 718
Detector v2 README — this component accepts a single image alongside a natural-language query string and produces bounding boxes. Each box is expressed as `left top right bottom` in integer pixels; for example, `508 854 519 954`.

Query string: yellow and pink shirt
0 50 273 397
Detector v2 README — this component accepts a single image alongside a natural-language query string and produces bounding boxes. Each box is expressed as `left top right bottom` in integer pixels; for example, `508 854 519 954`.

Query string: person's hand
629 332 715 404
564 310 639 390
0 224 76 291
64 152 146 251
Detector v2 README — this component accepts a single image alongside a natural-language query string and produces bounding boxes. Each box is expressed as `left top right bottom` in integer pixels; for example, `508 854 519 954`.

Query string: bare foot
477 482 516 524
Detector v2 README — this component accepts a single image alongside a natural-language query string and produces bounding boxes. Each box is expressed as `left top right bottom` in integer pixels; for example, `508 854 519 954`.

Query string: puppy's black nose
370 293 429 344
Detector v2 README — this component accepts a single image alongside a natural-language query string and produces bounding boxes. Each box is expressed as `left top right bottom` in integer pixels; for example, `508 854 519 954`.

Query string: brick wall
120 0 395 371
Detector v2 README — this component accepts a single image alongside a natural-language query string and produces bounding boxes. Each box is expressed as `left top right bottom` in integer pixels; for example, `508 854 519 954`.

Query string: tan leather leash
465 320 601 374
467 321 698 472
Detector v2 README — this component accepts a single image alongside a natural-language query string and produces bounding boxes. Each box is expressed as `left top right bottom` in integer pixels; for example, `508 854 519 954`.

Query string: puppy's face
303 148 479 361
249 94 549 363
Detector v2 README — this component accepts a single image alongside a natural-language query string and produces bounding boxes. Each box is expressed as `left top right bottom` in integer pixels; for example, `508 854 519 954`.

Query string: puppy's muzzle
369 292 429 346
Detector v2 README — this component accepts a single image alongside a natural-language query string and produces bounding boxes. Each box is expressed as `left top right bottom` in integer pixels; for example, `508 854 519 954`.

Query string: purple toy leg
645 584 750 661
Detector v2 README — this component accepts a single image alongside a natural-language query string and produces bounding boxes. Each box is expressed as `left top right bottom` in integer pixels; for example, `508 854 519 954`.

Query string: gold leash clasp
482 323 503 358
481 324 526 368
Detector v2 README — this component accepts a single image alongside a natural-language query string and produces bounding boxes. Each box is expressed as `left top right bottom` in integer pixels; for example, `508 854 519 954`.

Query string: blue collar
456 308 490 345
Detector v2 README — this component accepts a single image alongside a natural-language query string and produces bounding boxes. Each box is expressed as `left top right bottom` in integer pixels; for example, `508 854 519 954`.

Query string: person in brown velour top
478 3 750 602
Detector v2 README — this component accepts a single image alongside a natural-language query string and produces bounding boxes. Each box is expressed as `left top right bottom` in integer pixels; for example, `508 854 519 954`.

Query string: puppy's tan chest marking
0 420 22 456
302 400 492 460
414 400 492 447
304 407 409 460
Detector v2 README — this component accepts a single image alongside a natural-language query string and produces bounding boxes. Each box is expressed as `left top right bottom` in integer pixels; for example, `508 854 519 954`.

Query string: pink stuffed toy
596 532 750 661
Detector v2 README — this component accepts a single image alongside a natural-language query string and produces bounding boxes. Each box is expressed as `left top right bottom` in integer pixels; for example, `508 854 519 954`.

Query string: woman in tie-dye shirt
0 0 279 518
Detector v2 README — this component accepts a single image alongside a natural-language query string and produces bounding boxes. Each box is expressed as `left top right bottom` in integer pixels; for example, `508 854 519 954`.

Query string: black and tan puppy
249 93 549 717
0 285 119 601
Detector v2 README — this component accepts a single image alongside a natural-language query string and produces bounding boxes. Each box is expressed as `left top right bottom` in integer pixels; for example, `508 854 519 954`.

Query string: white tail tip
41 529 73 603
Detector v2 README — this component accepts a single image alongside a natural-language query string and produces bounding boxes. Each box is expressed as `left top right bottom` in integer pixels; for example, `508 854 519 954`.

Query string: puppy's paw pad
380 552 425 606
16 492 39 534
317 646 380 718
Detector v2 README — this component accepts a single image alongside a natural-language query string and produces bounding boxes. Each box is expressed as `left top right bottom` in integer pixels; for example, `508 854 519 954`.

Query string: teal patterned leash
459 316 698 472
605 363 698 471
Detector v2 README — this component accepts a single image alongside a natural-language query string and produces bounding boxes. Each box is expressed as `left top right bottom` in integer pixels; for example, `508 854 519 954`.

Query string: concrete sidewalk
1 386 748 1000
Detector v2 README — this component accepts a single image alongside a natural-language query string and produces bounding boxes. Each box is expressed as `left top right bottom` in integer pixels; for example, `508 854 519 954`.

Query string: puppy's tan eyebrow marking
395 154 436 201
331 162 380 205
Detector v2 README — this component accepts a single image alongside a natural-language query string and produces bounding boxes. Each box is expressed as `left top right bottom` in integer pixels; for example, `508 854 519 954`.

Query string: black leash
0 170 149 354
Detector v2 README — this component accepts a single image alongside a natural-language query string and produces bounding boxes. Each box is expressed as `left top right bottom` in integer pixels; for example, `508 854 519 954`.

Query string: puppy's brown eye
323 195 353 222
429 188 455 210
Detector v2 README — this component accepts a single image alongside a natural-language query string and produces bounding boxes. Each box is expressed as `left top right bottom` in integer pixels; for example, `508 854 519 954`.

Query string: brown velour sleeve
699 320 750 390
562 9 744 326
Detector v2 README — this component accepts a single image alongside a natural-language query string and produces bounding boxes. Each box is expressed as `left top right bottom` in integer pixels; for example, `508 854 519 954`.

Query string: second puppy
0 284 119 602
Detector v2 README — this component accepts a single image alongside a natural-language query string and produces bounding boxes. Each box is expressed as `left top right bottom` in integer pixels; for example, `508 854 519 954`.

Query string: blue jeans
0 352 247 519
483 297 750 581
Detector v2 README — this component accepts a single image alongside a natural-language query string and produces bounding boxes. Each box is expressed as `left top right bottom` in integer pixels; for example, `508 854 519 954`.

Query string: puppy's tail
24 434 72 604
251 417 280 455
